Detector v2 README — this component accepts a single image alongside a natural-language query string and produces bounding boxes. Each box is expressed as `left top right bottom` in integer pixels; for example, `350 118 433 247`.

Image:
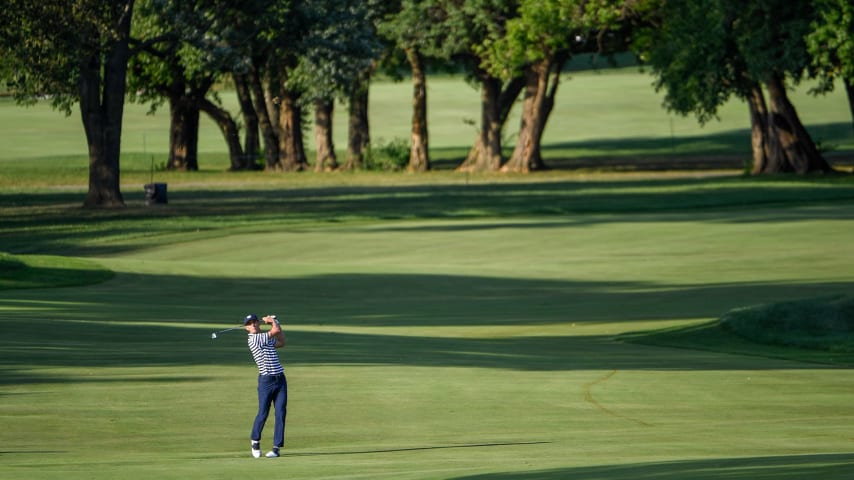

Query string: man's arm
264 315 286 348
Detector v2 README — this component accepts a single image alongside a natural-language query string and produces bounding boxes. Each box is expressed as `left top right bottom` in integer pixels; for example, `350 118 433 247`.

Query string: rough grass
620 295 854 366
721 295 854 353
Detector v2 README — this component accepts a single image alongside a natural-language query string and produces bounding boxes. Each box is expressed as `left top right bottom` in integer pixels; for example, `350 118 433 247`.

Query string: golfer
243 313 287 458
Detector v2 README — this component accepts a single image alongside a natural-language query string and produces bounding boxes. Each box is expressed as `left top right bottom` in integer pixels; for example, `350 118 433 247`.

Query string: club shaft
214 325 243 335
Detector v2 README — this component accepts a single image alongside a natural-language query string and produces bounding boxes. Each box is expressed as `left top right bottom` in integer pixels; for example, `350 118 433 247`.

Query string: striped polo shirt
247 333 284 376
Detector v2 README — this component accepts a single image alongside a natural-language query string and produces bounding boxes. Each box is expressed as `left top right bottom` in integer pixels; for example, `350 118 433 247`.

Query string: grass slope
621 295 854 366
721 295 854 353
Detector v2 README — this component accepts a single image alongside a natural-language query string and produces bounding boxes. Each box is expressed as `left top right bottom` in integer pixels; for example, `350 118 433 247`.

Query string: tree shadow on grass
0 326 831 388
1 272 852 385
3 175 854 256
0 263 114 291
537 122 853 167
282 441 551 457
451 452 854 480
5 272 854 327
430 122 854 171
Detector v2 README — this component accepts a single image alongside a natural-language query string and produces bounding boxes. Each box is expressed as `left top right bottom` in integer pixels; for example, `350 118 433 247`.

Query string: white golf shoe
251 441 261 458
265 447 280 458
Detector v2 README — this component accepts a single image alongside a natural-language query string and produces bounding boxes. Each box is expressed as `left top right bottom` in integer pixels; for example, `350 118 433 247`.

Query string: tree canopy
806 0 854 128
1 0 136 207
0 0 850 206
636 0 835 173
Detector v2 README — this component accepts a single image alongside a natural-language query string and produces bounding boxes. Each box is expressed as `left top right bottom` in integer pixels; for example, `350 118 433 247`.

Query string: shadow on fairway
66 272 854 329
282 441 551 457
3 175 854 256
1 271 852 384
0 324 835 387
450 452 854 480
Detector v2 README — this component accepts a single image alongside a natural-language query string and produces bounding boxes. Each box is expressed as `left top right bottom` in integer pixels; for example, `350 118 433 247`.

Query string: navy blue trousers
251 373 287 448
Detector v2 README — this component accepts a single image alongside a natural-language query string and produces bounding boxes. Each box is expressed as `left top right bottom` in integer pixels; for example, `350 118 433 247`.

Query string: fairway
2 196 854 479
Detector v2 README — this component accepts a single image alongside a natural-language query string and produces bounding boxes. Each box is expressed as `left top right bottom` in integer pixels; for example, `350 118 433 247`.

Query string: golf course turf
2 72 854 479
2 187 854 479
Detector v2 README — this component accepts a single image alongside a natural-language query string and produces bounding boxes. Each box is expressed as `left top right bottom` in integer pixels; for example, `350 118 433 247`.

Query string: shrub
367 138 410 171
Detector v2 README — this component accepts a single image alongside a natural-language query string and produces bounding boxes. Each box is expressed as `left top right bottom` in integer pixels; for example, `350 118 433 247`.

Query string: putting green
1 205 853 479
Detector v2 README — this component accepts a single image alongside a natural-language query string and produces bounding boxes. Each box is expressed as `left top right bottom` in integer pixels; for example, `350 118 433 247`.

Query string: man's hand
263 315 285 348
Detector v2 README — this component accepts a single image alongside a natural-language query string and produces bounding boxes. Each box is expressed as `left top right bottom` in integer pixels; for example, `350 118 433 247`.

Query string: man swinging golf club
243 313 287 458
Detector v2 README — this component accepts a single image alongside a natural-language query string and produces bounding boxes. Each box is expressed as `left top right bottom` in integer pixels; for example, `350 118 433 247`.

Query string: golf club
211 325 243 339
210 314 278 339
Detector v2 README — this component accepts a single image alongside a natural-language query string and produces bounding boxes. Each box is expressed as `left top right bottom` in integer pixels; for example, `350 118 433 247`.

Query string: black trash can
144 183 168 205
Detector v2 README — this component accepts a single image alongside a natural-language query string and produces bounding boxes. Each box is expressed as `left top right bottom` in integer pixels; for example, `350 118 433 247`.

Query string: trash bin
144 183 168 205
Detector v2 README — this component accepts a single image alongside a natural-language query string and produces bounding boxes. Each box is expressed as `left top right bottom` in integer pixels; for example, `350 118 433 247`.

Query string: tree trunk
345 67 371 170
264 72 281 134
762 74 834 174
81 1 134 208
845 76 854 136
762 107 789 173
234 73 259 169
503 58 564 173
167 96 199 171
458 75 525 173
199 97 245 171
278 90 307 171
746 83 769 175
406 48 429 172
250 67 280 170
314 99 338 171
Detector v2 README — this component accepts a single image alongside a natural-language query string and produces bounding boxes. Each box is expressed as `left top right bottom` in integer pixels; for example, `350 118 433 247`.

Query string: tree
806 0 854 133
479 0 627 172
240 0 379 172
379 0 443 172
130 0 270 171
638 0 835 174
237 0 292 171
242 0 306 171
345 67 373 170
634 0 769 169
131 1 203 171
293 0 381 172
426 0 525 173
732 0 832 174
1 1 135 207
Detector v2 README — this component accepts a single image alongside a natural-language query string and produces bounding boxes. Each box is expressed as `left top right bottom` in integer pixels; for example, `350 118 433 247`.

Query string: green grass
2 177 854 479
0 253 113 290
2 69 854 479
3 175 854 255
722 295 854 353
621 294 854 365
